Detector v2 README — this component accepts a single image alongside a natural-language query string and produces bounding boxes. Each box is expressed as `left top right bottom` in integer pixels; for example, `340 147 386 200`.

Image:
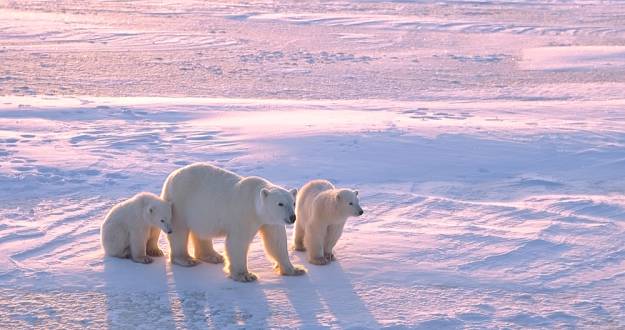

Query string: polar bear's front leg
190 231 224 264
225 230 257 282
305 223 329 265
168 226 199 267
259 225 306 276
146 226 164 257
130 230 153 264
323 222 345 262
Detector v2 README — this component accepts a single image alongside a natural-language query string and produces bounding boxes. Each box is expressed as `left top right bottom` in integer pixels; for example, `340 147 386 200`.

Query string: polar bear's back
296 179 334 225
161 163 254 235
162 163 240 199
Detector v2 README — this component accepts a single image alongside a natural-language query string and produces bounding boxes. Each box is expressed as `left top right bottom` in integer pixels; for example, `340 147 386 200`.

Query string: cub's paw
132 255 153 264
172 257 200 267
200 253 224 264
277 264 307 276
308 256 329 265
230 272 258 282
292 244 306 252
324 253 336 261
146 247 165 257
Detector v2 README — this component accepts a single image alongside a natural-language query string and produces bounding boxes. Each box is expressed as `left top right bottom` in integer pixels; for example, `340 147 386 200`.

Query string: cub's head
257 187 297 225
145 198 173 234
336 189 364 217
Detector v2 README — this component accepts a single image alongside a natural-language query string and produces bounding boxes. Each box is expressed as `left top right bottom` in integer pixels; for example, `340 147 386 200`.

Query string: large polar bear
101 192 173 264
160 163 305 282
293 180 363 265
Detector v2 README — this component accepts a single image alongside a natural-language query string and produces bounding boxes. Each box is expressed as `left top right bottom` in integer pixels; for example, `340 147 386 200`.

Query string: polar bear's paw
230 271 258 282
308 256 329 265
324 253 336 261
132 255 154 264
200 253 224 264
292 244 306 252
147 247 165 257
284 265 307 276
172 257 200 267
275 263 306 276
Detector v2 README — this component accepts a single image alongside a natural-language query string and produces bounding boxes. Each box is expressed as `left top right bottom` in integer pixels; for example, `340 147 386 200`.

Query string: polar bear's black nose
358 210 364 216
289 214 296 223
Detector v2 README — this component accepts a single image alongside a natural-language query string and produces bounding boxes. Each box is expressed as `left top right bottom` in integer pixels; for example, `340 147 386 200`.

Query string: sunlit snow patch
521 46 625 71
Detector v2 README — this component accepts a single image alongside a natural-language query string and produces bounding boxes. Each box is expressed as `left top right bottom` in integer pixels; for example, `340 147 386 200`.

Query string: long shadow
284 252 380 329
169 259 272 328
102 255 176 328
281 270 328 328
315 262 380 328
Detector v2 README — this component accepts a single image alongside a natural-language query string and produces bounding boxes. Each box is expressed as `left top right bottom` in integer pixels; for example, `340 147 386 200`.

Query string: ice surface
1 0 625 329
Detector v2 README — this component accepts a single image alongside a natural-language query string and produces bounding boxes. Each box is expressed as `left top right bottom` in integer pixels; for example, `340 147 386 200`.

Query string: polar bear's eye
160 219 165 223
278 203 284 207
349 202 353 205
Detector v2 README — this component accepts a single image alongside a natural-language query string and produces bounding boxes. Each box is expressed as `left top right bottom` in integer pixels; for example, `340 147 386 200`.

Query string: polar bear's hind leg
168 225 199 267
190 231 224 264
225 230 257 282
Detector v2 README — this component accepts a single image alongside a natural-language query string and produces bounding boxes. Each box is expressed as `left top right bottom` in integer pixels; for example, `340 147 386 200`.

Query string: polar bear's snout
160 219 173 234
288 214 297 224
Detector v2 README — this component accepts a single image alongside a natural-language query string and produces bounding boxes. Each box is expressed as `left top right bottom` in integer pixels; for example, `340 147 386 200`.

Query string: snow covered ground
1 0 625 328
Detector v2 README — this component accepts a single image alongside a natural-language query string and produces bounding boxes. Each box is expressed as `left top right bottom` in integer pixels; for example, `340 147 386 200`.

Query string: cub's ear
261 188 269 198
336 194 341 201
289 188 298 198
354 190 359 196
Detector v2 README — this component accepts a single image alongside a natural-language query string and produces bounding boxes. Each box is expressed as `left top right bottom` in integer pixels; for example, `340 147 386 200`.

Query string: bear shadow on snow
284 254 380 328
169 257 273 328
102 256 177 328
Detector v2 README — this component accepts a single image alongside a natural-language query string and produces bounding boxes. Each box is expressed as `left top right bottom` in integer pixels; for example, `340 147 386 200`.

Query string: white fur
160 163 305 282
101 192 173 264
293 180 363 265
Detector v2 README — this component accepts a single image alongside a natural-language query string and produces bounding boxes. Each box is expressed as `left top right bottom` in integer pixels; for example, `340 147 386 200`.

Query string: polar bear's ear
289 188 297 198
261 188 269 199
336 194 341 201
354 190 359 196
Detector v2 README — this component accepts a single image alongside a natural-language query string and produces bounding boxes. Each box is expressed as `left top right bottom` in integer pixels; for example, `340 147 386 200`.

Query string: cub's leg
190 231 224 264
324 222 345 261
293 220 306 252
102 223 130 258
146 226 164 257
260 225 305 276
305 223 329 265
130 229 153 264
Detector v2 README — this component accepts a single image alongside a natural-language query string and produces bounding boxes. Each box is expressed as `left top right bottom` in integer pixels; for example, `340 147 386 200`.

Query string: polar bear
160 163 305 282
293 180 363 265
101 192 173 264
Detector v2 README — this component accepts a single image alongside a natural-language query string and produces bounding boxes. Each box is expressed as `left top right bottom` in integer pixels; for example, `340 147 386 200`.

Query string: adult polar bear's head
256 186 298 225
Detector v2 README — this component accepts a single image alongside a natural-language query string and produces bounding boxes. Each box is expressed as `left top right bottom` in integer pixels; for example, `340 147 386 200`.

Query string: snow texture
1 0 625 328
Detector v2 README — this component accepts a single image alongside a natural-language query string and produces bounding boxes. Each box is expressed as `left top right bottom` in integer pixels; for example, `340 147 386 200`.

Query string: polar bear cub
293 180 364 265
161 163 305 282
101 192 173 264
